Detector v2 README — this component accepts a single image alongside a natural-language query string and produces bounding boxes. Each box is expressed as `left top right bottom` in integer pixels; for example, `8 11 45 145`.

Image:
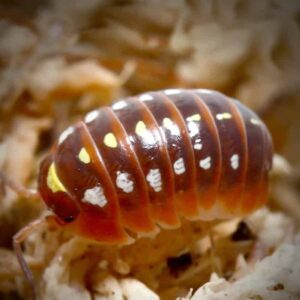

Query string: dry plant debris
0 0 300 299
182 242 300 300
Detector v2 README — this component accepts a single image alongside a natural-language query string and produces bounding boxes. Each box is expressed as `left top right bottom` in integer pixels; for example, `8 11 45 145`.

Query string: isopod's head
38 154 80 224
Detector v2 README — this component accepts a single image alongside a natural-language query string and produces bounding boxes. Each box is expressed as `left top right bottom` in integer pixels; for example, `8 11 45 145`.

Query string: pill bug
12 89 273 299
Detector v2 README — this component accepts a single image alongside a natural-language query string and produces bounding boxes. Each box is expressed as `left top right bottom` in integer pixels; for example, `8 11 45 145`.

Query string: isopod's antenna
0 171 57 300
0 171 40 200
13 215 59 300
201 222 222 276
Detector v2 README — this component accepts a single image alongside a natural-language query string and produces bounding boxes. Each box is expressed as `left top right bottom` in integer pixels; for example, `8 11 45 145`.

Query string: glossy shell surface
38 89 273 243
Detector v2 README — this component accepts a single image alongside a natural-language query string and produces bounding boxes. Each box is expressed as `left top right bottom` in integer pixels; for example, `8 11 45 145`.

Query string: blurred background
0 0 300 299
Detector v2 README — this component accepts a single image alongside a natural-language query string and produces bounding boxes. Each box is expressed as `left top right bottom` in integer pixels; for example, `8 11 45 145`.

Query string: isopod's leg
201 222 222 276
0 171 40 200
13 215 60 300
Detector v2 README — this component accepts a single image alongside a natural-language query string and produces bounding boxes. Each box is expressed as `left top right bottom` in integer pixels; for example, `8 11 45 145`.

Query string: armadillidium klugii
38 89 273 242
13 89 273 299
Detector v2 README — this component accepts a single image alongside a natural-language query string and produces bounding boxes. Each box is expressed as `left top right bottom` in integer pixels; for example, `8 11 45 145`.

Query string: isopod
10 89 273 299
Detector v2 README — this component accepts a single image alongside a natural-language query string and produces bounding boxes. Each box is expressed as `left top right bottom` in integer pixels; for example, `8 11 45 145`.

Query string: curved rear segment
256 124 273 209
233 100 273 214
195 90 248 219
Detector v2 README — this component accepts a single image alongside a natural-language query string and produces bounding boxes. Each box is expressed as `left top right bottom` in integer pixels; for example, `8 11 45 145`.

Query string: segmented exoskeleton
37 89 273 244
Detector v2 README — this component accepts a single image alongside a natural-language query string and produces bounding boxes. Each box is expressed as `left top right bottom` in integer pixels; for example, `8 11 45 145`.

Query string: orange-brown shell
38 89 273 244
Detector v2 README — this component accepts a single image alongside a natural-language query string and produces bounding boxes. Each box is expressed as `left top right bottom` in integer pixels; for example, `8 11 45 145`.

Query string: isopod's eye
38 155 80 224
46 191 79 223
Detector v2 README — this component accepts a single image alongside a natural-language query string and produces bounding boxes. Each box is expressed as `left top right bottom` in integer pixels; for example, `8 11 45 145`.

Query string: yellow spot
135 121 147 137
163 117 173 129
187 114 201 122
47 163 67 193
78 147 91 164
216 112 232 120
104 132 118 148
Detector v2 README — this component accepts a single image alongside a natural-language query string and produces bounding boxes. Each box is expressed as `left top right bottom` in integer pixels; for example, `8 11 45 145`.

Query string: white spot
58 126 74 145
216 112 232 120
163 117 180 136
135 121 156 145
250 118 260 125
164 89 182 95
116 171 134 193
146 169 162 192
112 101 127 110
194 138 203 150
139 94 154 101
187 121 199 137
199 156 211 170
84 110 99 123
141 132 156 145
174 157 185 175
230 154 239 170
82 186 107 208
